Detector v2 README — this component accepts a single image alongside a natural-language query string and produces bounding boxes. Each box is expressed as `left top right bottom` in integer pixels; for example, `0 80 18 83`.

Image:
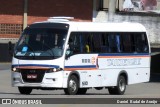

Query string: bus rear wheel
64 75 79 95
108 76 126 95
18 87 32 95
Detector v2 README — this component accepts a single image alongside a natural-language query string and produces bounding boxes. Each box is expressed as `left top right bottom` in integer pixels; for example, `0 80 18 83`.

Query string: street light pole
23 0 28 30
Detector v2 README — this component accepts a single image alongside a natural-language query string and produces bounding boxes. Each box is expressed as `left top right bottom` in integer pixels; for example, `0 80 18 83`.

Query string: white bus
11 17 150 95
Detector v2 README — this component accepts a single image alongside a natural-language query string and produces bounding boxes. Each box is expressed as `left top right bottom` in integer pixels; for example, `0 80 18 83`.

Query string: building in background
0 0 160 62
0 0 93 62
0 0 93 39
94 0 160 47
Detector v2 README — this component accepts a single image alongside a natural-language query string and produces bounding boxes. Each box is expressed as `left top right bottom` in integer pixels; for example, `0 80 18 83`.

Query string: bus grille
20 69 45 83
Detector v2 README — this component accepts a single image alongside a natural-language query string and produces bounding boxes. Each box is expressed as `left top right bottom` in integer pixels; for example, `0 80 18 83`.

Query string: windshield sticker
22 46 28 52
29 53 34 56
16 52 25 56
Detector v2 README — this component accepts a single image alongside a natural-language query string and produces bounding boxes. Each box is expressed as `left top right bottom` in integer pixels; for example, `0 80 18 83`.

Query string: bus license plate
27 74 37 79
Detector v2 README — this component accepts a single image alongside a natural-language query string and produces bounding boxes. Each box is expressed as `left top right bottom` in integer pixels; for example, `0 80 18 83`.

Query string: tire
108 76 126 95
77 88 87 95
18 87 32 95
64 75 79 95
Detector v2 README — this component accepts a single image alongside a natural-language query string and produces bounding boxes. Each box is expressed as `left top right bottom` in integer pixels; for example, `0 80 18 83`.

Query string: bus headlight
12 67 17 72
53 68 57 72
46 68 63 73
11 67 19 72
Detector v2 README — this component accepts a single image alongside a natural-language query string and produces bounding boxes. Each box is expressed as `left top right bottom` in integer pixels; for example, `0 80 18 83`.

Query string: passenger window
122 34 134 53
69 32 93 54
92 33 102 53
68 32 149 54
101 33 109 53
83 33 92 53
115 34 121 53
135 33 149 53
68 33 81 54
108 34 122 53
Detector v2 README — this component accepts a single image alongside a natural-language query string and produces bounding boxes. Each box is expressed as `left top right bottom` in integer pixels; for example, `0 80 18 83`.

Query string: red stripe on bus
17 66 50 70
64 68 97 71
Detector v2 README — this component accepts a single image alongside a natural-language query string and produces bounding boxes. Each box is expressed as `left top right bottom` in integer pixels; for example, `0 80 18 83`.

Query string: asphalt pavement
0 63 160 107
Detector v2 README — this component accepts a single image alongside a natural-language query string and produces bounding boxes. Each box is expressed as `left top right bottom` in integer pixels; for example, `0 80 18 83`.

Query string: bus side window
115 34 121 53
108 34 116 53
68 33 81 55
101 33 109 53
122 34 133 53
135 33 149 53
92 33 102 53
85 34 91 53
108 34 121 53
82 33 92 53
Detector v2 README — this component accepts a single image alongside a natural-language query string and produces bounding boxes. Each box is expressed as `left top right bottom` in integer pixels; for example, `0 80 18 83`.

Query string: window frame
68 32 149 55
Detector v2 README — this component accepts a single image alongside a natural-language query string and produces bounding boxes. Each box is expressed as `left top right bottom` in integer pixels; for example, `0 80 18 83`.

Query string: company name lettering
107 58 141 66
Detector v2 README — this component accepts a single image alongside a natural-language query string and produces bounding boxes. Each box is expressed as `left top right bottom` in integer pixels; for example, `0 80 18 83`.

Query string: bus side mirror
65 44 74 60
65 49 71 60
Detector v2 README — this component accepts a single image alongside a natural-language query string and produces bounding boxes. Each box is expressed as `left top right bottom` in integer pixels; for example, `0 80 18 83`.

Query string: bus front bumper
12 72 67 88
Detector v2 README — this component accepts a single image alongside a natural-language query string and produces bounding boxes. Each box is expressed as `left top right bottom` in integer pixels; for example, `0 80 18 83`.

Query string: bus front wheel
108 76 126 95
64 75 79 95
18 87 32 95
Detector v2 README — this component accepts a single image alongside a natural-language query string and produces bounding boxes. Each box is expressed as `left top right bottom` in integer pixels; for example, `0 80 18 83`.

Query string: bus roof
67 22 146 32
34 20 147 32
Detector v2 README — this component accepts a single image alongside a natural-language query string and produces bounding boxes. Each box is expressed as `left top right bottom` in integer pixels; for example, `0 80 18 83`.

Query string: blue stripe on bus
12 64 60 68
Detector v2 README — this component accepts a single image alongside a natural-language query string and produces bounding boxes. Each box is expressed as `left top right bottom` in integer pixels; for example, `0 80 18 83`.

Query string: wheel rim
119 79 125 92
69 79 77 92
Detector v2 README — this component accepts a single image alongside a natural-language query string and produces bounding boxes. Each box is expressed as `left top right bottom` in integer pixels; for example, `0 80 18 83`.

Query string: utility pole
23 0 28 30
108 0 117 22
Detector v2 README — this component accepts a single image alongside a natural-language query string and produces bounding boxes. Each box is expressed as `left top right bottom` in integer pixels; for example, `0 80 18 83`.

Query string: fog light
53 78 56 81
12 67 17 72
13 78 16 81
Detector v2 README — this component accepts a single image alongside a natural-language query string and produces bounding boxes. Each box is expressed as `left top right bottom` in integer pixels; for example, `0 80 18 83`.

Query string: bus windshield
14 28 68 60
